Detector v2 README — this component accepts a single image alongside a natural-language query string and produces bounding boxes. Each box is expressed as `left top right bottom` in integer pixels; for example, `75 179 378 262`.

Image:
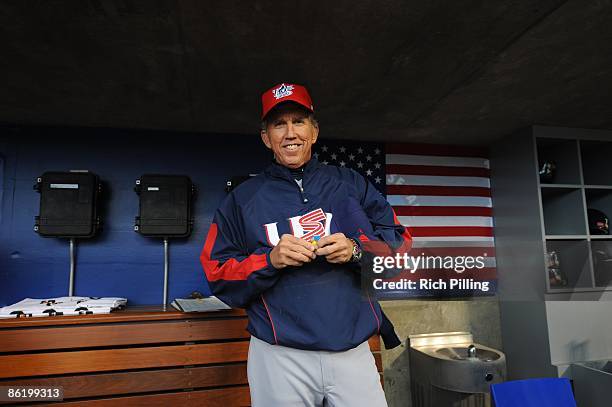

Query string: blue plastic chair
491 378 577 407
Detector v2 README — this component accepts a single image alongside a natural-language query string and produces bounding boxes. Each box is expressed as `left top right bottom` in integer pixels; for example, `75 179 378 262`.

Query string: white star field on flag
314 141 386 194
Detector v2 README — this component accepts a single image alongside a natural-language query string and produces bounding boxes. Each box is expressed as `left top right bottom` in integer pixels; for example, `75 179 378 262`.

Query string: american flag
313 141 386 194
314 141 496 297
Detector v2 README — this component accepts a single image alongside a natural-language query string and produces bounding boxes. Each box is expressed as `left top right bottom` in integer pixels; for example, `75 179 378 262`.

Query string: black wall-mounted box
34 171 102 238
134 174 195 238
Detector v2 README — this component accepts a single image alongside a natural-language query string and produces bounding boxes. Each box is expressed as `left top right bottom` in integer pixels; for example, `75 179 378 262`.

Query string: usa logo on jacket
264 208 333 246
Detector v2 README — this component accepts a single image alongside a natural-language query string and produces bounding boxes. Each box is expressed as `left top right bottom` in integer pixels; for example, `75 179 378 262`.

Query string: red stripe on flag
405 226 494 237
392 206 493 216
387 185 491 197
407 247 495 257
386 164 490 177
386 143 488 158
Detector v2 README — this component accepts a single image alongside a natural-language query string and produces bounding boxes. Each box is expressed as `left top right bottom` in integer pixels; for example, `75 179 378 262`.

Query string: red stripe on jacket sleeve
200 223 268 282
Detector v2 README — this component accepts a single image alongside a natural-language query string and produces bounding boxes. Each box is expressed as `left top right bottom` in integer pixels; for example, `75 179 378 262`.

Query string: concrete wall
381 298 502 406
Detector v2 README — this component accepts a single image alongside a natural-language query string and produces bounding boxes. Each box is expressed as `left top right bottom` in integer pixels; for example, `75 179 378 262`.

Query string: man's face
261 104 319 169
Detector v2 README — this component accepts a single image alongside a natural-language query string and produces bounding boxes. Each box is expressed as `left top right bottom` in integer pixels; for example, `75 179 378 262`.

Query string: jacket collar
264 157 321 181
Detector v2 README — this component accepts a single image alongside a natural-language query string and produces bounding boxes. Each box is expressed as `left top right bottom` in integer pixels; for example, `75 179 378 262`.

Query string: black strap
379 309 401 349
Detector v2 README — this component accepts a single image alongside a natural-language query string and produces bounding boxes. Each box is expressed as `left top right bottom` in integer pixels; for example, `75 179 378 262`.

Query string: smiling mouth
283 143 302 151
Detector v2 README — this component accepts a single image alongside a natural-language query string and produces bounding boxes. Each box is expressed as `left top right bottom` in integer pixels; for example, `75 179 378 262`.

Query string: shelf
546 287 608 294
540 183 582 188
491 127 612 380
545 240 593 289
538 139 612 292
546 287 612 296
541 188 586 235
580 140 612 185
585 188 612 237
546 235 612 240
545 235 588 240
536 138 581 185
591 240 612 288
537 136 612 292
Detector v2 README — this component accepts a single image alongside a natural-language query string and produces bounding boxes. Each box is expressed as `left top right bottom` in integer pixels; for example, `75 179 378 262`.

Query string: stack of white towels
0 296 127 318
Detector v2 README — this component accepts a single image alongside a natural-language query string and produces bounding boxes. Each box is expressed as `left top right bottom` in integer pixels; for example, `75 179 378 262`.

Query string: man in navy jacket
201 83 410 406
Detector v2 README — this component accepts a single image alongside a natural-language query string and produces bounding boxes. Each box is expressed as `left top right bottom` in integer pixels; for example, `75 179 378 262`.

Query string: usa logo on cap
261 82 314 119
273 83 294 100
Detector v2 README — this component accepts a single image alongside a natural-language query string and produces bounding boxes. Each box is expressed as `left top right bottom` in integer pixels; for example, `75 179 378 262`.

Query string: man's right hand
269 234 317 269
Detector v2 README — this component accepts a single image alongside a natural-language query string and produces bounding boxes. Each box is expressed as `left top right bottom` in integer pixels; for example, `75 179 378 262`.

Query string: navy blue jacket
201 158 410 351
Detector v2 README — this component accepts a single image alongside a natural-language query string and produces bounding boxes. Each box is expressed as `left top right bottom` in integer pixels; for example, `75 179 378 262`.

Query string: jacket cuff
265 250 280 272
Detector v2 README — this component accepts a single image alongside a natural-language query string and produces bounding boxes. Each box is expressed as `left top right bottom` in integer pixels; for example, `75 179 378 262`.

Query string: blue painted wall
0 125 270 306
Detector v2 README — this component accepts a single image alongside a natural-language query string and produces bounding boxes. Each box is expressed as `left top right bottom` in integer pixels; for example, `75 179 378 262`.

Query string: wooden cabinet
0 306 382 406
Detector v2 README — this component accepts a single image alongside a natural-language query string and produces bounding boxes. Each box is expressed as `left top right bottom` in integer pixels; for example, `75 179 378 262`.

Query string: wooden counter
0 306 382 406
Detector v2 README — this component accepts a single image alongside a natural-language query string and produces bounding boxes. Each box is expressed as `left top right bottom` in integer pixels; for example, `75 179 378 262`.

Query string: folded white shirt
0 296 127 318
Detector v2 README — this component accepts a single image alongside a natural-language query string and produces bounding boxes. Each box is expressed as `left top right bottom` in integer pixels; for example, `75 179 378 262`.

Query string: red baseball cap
261 83 314 119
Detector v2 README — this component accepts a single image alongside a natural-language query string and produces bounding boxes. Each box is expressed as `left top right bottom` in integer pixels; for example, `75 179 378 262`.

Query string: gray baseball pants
247 335 388 407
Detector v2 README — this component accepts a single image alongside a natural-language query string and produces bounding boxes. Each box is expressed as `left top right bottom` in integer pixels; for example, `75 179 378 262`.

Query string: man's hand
315 233 354 263
269 234 317 269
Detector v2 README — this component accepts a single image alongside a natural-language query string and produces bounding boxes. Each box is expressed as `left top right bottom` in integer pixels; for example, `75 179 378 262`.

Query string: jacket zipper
266 161 319 204
298 184 308 203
